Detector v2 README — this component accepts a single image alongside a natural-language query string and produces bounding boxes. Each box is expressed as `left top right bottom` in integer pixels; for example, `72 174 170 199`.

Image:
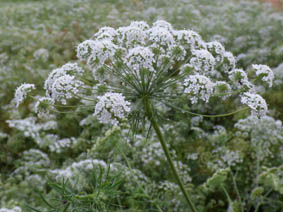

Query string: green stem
144 98 198 212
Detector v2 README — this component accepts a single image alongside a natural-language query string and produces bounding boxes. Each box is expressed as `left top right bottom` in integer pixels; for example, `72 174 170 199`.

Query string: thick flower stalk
14 20 274 211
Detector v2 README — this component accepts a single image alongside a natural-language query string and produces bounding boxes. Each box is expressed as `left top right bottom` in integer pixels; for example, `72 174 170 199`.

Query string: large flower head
18 20 272 127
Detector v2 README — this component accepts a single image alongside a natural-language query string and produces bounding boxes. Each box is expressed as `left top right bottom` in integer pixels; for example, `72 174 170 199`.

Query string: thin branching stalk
144 97 198 212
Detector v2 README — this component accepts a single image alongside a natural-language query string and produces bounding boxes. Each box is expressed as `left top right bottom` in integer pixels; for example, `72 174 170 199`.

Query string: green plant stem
231 171 244 212
144 98 198 212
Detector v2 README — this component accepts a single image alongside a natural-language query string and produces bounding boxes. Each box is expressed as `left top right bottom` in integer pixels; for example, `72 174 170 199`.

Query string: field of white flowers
0 0 283 211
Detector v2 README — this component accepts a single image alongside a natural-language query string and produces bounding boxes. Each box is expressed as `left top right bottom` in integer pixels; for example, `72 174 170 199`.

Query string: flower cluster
6 117 57 145
184 74 214 104
252 64 274 87
240 92 268 117
190 49 215 73
94 92 131 125
43 62 84 104
235 115 283 159
14 83 35 107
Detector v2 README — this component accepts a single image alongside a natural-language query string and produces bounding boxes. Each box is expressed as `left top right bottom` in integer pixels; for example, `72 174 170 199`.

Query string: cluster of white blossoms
252 64 274 87
240 92 268 117
49 159 116 186
51 74 82 104
49 158 150 188
184 74 214 104
6 117 57 144
14 83 35 107
141 142 165 166
207 147 243 171
0 207 22 212
43 62 84 104
94 92 131 125
229 68 254 90
20 149 50 169
235 115 283 159
118 26 147 48
125 46 155 73
14 20 274 126
48 136 78 153
190 49 216 73
206 41 225 63
93 26 118 41
174 29 204 49
34 97 54 115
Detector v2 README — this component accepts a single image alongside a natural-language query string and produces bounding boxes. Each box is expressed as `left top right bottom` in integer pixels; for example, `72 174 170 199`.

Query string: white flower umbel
94 92 131 125
184 74 214 104
229 68 254 90
174 30 204 50
51 74 82 104
190 49 216 73
86 40 118 68
129 21 150 31
93 26 118 41
125 46 155 73
214 81 232 99
206 41 225 63
148 26 175 51
76 40 96 60
252 64 274 87
240 92 268 117
34 97 55 115
61 62 84 75
44 62 83 96
152 20 174 31
6 117 57 143
14 83 35 107
222 51 236 73
117 26 147 48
